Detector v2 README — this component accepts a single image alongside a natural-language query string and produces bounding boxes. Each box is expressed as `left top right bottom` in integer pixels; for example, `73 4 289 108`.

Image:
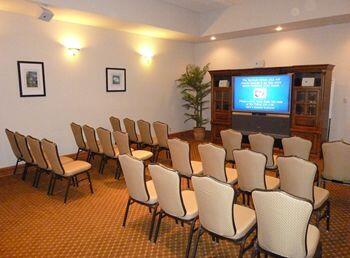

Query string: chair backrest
70 122 87 150
41 139 65 175
282 136 312 160
198 143 227 183
5 129 22 159
168 138 193 177
192 176 236 237
149 164 186 217
27 135 49 170
249 133 275 168
252 190 313 258
153 121 169 148
220 129 242 161
113 131 132 155
322 141 350 183
97 127 117 158
14 132 34 164
233 149 267 192
83 125 101 153
109 116 122 132
277 156 316 203
119 154 150 203
137 119 154 145
123 118 138 142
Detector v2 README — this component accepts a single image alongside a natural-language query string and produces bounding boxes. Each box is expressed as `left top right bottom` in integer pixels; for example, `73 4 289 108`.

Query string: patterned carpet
0 141 349 257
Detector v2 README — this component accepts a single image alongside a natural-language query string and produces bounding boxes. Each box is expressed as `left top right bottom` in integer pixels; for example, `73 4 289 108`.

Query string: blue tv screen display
233 74 292 114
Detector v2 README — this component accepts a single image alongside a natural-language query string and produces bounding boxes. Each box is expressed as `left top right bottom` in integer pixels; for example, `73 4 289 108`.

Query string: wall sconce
67 47 80 56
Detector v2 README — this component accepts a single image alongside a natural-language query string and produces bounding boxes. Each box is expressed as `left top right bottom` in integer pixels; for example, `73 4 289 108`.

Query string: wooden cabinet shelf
209 64 334 157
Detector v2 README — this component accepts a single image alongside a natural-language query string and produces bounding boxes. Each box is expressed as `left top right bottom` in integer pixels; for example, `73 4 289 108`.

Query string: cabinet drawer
293 116 317 128
213 112 231 123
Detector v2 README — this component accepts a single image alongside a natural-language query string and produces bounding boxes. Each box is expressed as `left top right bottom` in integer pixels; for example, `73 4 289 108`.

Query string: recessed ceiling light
210 36 216 41
275 26 283 32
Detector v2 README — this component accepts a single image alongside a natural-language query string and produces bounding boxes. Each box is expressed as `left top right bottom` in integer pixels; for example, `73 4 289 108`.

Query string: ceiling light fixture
275 26 283 32
210 36 216 41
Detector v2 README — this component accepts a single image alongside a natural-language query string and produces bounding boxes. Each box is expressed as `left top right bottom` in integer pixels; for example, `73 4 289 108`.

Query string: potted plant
177 64 211 141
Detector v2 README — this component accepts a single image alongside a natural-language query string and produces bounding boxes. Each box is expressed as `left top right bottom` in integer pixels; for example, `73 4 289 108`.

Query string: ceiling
161 0 238 13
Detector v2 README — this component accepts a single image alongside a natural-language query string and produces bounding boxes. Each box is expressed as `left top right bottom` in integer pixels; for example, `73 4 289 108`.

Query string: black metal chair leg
50 175 57 195
122 198 132 227
87 151 92 162
13 159 20 175
32 168 39 187
47 173 54 195
149 205 158 241
326 201 330 231
185 219 196 258
153 211 163 243
187 178 190 189
87 172 94 193
35 170 42 188
22 163 28 181
238 234 249 258
99 156 105 174
192 225 203 258
64 177 72 203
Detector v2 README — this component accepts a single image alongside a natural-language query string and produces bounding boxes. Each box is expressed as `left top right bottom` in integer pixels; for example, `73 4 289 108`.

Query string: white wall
0 11 194 168
195 23 350 142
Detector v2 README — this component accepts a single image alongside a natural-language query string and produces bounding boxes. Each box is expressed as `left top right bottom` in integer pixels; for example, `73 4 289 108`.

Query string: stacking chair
277 156 330 230
27 136 73 189
83 125 104 168
71 122 89 160
282 136 312 160
113 131 153 163
5 129 23 174
137 120 158 160
149 164 198 258
322 141 350 186
109 116 122 132
153 121 170 161
123 118 142 149
198 143 238 185
252 190 322 258
42 139 94 203
192 176 257 258
15 132 36 181
119 154 158 240
168 138 203 188
249 133 277 170
233 149 280 206
220 129 242 165
96 127 120 177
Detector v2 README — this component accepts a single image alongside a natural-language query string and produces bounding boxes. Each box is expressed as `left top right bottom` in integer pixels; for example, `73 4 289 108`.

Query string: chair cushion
306 225 320 258
226 167 238 184
181 190 198 220
132 150 153 161
145 180 158 205
191 161 203 175
265 176 280 190
62 161 91 176
60 156 74 164
229 204 256 240
313 186 329 209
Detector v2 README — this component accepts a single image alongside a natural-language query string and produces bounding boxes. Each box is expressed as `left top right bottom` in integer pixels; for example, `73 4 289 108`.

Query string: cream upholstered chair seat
228 205 256 240
226 167 238 184
181 190 199 220
145 180 158 205
265 175 280 190
61 161 92 177
314 187 330 209
45 155 74 169
132 150 153 160
306 225 321 258
191 161 203 174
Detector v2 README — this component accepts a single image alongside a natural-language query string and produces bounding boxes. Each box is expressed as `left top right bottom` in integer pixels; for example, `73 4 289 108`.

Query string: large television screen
232 74 292 114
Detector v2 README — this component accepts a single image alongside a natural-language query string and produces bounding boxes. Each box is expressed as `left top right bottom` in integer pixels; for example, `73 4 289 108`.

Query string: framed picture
106 68 126 92
17 61 46 97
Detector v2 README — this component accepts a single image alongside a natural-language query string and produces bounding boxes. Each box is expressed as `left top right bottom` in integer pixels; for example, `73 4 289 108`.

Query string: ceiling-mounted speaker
38 7 54 22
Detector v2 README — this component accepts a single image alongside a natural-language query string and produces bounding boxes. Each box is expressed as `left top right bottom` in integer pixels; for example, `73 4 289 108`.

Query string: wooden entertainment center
210 64 334 157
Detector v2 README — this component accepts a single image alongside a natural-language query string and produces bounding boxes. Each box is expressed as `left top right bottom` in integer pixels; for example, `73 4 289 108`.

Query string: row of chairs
5 129 94 203
119 153 323 258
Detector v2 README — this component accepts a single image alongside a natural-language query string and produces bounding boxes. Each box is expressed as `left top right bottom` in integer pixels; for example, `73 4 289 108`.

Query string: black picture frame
106 67 126 92
17 61 46 97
